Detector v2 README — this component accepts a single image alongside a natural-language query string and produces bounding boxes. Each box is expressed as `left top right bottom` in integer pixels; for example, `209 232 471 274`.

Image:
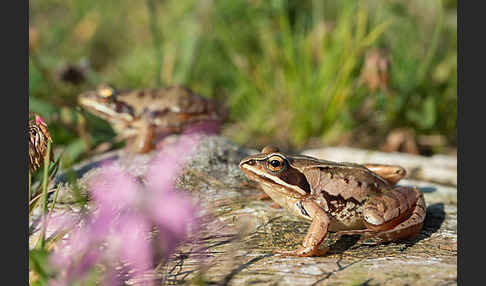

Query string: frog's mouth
78 97 134 123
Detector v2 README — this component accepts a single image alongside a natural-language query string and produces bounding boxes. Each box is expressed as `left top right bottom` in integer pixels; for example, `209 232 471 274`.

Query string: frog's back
120 86 213 116
301 161 390 231
297 158 389 195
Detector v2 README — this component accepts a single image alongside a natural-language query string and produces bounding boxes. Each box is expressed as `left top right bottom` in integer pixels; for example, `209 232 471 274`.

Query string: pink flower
146 134 200 192
90 166 139 213
35 114 46 126
115 213 152 274
48 135 202 286
148 189 198 254
50 246 101 286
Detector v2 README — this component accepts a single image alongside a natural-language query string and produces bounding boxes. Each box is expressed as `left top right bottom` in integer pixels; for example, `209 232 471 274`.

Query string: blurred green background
29 0 457 167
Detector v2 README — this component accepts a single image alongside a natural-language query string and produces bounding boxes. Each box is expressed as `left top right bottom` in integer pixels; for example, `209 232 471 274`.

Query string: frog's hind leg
363 164 407 185
363 186 426 242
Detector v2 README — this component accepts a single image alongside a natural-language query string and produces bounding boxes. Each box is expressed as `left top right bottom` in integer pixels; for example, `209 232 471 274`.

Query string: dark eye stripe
114 102 134 115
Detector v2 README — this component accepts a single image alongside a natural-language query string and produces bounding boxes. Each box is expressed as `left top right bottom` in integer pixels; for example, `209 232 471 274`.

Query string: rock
30 135 457 285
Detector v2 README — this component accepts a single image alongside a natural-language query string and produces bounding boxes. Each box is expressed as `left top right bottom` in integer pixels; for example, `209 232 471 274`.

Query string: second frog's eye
266 155 286 172
97 84 116 99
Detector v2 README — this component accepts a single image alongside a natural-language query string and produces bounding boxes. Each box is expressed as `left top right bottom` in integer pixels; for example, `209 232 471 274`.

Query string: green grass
29 0 457 165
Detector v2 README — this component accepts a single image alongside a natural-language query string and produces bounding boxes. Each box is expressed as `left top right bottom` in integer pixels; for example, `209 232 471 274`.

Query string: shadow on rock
420 202 446 239
403 202 446 246
328 235 361 255
53 154 120 186
219 253 274 286
418 186 437 193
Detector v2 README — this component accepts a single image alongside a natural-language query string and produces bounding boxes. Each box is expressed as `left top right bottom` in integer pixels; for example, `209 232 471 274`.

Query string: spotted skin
78 85 226 153
239 146 426 257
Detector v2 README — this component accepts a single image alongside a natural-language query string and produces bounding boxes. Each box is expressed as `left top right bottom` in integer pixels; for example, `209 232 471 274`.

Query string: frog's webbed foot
363 163 407 185
363 186 426 242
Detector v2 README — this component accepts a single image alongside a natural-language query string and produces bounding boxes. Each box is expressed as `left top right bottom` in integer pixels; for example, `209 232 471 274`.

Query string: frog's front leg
133 122 156 153
273 200 330 257
363 186 426 241
363 164 407 185
257 193 282 208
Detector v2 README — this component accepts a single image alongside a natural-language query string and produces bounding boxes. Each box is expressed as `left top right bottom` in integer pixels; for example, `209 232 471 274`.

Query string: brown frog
239 146 426 257
78 84 226 153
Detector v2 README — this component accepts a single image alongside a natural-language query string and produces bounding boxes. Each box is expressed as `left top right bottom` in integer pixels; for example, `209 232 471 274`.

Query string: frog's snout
239 157 257 170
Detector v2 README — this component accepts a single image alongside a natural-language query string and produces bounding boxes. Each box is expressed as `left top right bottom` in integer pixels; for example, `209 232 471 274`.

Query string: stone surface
30 135 457 285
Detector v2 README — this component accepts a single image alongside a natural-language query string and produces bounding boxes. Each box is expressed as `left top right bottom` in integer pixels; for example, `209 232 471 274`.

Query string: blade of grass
49 185 61 215
36 140 52 250
417 0 444 83
147 0 163 87
29 189 57 220
32 185 63 249
29 152 62 214
29 249 51 285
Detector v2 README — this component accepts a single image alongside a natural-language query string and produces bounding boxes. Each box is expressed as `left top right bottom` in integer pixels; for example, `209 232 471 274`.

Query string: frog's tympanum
78 84 226 153
239 146 426 257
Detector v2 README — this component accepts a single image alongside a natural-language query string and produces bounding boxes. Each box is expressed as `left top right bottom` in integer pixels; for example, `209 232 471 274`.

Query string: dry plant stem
37 140 51 250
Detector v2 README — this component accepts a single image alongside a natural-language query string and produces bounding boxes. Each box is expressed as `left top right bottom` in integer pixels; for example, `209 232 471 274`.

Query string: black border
6 0 29 284
20 1 464 284
458 0 481 284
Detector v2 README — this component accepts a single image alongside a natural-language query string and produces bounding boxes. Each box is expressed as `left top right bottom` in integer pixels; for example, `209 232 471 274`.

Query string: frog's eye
99 88 113 98
266 155 286 172
97 85 116 99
